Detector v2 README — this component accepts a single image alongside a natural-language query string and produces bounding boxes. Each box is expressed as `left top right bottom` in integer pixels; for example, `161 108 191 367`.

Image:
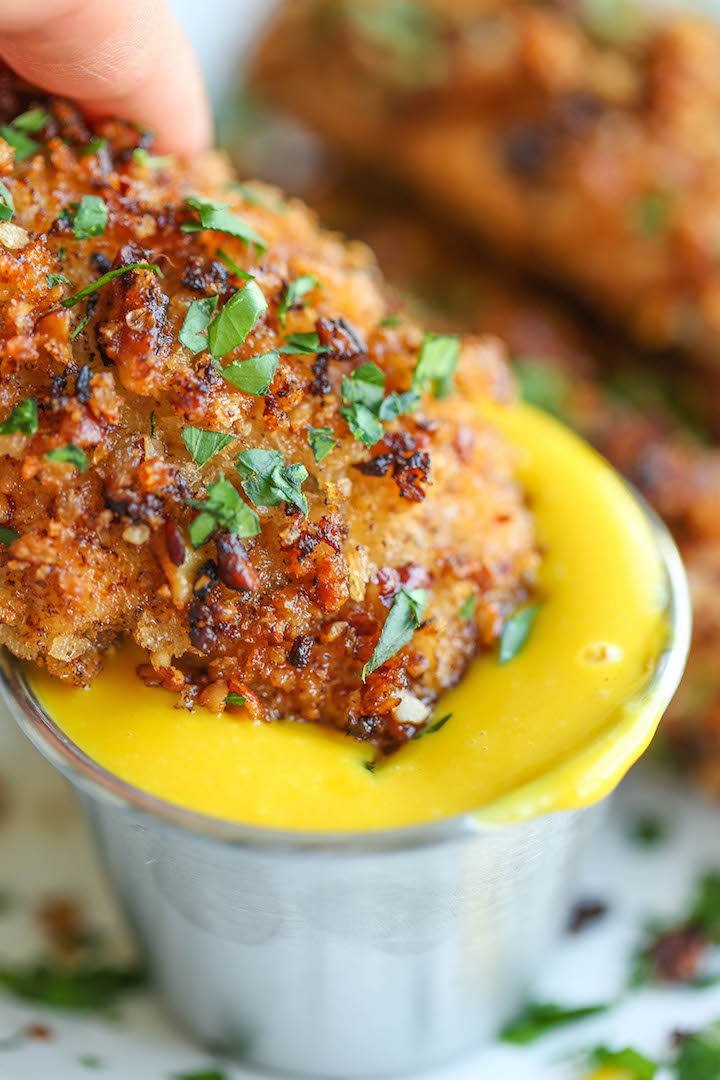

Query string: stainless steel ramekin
0 504 690 1079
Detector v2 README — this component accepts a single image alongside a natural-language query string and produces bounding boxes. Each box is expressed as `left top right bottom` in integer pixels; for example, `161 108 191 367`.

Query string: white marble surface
2 1 720 1077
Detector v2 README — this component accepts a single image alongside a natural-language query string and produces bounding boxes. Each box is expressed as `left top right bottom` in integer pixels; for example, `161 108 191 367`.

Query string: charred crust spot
215 529 260 592
90 252 112 275
164 519 186 566
188 599 218 654
75 365 92 404
193 559 219 601
309 352 331 397
355 433 430 501
49 374 67 400
288 634 313 669
180 256 229 296
104 486 164 526
503 126 555 179
316 316 366 362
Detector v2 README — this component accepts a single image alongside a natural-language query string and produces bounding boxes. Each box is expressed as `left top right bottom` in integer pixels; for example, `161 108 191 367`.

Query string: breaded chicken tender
252 0 720 365
0 77 538 752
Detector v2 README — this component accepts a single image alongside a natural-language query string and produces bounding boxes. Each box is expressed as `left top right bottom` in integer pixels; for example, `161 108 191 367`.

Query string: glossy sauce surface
29 404 668 831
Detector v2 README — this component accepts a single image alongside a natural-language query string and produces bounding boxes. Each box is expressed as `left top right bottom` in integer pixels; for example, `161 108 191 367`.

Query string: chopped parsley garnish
362 587 428 680
500 1001 609 1045
179 295 218 354
688 871 720 942
1 108 48 160
182 428 235 468
47 272 71 289
0 180 14 223
340 403 384 447
77 1055 103 1069
216 248 253 280
235 449 309 515
342 361 385 411
515 357 570 419
70 313 90 341
72 195 108 240
78 137 106 157
416 713 452 738
278 274 318 327
307 426 337 463
225 692 247 707
342 0 443 89
0 527 18 545
629 815 669 847
220 351 278 396
589 1046 658 1079
182 195 267 252
60 262 163 308
377 389 420 421
231 180 286 213
132 147 175 170
412 332 460 398
0 962 144 1009
362 760 376 774
634 190 671 237
0 397 37 436
172 1070 229 1080
459 594 476 620
675 1020 720 1080
187 476 260 549
45 445 88 471
379 313 400 327
150 411 156 437
206 280 267 360
499 604 540 665
278 332 328 355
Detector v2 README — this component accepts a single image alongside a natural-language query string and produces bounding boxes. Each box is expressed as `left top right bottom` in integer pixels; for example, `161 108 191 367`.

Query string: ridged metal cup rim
0 491 690 854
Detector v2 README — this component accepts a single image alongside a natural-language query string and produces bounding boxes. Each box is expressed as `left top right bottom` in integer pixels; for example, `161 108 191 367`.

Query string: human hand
0 0 211 153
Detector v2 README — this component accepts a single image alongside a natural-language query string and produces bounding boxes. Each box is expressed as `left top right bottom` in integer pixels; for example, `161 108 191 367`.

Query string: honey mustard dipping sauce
29 403 675 832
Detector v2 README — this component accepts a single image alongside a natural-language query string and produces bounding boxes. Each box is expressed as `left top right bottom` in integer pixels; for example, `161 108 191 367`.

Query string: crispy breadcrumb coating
0 78 538 752
251 0 720 365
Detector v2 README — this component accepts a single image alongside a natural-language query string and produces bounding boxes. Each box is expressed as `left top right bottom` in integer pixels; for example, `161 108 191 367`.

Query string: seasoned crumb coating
0 78 538 752
251 0 720 365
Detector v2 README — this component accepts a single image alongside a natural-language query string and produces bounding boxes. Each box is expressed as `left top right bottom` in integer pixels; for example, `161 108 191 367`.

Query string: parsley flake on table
0 962 144 1010
179 296 218 354
412 332 460 398
675 1020 720 1080
277 274 318 327
220 351 279 396
0 528 18 545
207 280 267 360
589 1045 658 1079
500 1001 609 1044
499 604 540 664
45 445 88 472
72 195 108 240
182 428 236 468
307 426 337 463
235 449 309 515
187 476 260 549
182 195 267 252
0 179 14 223
172 1070 230 1080
362 587 428 680
60 263 162 308
225 692 247 708
0 397 38 436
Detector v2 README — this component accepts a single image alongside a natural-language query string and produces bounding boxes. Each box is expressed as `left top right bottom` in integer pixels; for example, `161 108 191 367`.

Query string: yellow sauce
28 404 670 831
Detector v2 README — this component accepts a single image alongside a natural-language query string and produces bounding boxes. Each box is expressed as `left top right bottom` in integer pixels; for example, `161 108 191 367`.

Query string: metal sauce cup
0 503 690 1078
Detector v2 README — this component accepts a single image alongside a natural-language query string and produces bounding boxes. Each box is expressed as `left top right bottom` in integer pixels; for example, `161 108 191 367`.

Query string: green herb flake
307 426 337 463
515 357 570 419
0 180 14 223
187 476 260 549
78 1055 103 1069
182 428 235 468
172 1070 229 1080
278 332 328 355
72 195 108 240
634 191 672 237
231 180 286 213
45 444 88 472
207 280 267 360
416 713 452 739
362 760 376 774
589 1046 658 1079
412 333 460 398
225 692 247 708
500 1001 609 1045
78 137 106 157
0 397 38 436
0 528 17 546
0 109 49 161
182 195 267 252
459 594 476 620
629 815 668 847
379 313 400 328
342 361 385 411
499 604 540 665
132 147 175 170
179 295 218 355
61 263 163 309
235 449 309 515
340 403 384 447
363 587 428 680
689 871 720 942
278 274 318 327
150 412 156 437
675 1020 720 1080
11 108 49 133
220 351 278 396
70 314 90 342
377 389 420 421
216 248 253 280
0 963 144 1010
47 272 71 289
